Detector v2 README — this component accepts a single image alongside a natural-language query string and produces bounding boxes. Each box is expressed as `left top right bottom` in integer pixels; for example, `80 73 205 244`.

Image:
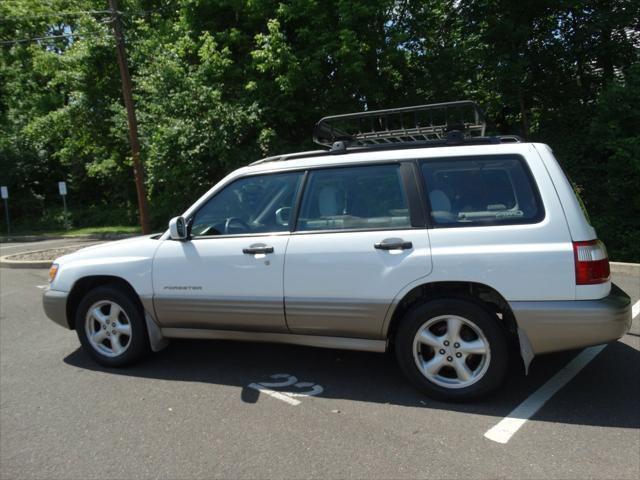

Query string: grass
1 225 141 238
46 225 141 236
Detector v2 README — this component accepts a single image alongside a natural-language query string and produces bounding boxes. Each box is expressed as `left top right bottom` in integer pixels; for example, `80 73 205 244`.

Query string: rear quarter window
420 155 544 227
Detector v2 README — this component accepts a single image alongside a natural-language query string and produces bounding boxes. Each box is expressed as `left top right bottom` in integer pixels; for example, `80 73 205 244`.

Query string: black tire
75 285 150 367
395 297 508 401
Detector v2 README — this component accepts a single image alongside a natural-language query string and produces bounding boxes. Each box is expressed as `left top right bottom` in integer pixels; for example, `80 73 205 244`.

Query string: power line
2 1 177 22
0 2 177 47
0 32 110 46
0 10 114 20
0 0 60 5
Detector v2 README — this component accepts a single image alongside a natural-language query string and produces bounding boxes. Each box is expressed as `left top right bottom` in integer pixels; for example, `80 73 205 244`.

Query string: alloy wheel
412 314 491 389
84 300 132 358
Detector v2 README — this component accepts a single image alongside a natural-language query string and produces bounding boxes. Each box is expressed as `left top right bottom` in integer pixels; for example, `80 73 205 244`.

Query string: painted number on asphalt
248 373 324 406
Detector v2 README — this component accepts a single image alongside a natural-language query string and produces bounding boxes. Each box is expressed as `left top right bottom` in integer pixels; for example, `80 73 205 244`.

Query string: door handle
243 244 274 254
374 238 413 250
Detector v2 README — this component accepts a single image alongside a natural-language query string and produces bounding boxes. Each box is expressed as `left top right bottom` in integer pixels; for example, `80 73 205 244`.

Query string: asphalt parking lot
0 242 639 479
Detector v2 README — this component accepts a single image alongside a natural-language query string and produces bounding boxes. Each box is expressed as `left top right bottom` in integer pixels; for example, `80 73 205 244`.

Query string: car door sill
160 328 387 353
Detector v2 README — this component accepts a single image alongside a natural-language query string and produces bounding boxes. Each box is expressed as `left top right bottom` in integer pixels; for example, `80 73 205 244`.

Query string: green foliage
583 64 640 261
0 0 638 260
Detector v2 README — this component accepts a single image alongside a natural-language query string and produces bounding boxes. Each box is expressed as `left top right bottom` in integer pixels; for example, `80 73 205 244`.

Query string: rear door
419 153 575 300
283 162 432 339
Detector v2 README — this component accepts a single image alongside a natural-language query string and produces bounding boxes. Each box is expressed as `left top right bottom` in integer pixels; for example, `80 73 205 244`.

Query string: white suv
43 101 632 400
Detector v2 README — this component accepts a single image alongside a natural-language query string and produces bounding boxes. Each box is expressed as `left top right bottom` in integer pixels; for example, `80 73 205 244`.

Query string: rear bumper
43 289 70 329
510 284 632 355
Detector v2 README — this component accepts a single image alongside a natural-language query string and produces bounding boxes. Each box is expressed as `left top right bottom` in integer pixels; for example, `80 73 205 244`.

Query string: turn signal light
573 240 610 285
49 263 59 282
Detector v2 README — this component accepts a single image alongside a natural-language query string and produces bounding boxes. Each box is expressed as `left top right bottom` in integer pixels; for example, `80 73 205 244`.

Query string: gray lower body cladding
285 298 388 339
510 283 631 355
153 296 388 339
153 296 287 332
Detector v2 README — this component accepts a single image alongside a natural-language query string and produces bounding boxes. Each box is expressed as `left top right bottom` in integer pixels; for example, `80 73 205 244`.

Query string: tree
1 0 638 260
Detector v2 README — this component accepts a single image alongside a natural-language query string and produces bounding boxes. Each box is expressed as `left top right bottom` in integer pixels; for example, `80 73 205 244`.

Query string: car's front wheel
395 297 508 401
76 285 150 367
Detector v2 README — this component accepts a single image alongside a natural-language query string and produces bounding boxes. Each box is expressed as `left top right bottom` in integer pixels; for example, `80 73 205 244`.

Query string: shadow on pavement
64 336 639 429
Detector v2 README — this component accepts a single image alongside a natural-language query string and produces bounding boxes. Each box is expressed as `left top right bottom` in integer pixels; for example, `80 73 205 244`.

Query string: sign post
1 186 9 235
58 181 68 230
58 181 67 214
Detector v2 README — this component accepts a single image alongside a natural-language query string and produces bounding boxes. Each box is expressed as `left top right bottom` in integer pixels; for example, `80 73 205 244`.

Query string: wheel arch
66 275 144 330
384 281 519 347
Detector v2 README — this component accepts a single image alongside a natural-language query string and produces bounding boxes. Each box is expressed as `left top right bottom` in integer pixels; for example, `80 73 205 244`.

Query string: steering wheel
224 217 250 234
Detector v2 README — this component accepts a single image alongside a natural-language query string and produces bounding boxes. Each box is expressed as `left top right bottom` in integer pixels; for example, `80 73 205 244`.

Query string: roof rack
250 101 521 166
313 100 487 148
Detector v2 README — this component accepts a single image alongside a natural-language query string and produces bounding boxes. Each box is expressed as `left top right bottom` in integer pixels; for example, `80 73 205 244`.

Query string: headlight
49 263 59 282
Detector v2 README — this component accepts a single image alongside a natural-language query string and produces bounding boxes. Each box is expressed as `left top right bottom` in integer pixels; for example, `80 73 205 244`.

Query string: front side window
421 156 543 226
297 164 411 231
191 172 303 237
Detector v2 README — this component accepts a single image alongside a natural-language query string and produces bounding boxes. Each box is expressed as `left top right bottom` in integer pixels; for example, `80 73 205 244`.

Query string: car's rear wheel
76 285 150 367
395 297 508 401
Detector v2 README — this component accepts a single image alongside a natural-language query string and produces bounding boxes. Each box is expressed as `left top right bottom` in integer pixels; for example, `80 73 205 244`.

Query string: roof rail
313 100 486 148
249 149 328 166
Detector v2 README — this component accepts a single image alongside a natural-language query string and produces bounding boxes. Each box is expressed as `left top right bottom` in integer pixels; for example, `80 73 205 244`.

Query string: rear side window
421 156 543 226
297 164 411 231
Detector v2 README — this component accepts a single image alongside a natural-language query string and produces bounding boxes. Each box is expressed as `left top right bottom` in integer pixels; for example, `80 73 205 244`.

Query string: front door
153 171 304 332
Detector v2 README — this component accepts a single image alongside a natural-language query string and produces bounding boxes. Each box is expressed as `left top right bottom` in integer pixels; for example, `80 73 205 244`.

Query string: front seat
318 186 342 217
429 189 455 223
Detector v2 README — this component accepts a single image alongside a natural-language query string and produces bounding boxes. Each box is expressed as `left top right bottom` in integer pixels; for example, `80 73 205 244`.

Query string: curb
0 243 101 269
0 235 65 243
0 257 52 269
610 262 640 276
0 233 137 243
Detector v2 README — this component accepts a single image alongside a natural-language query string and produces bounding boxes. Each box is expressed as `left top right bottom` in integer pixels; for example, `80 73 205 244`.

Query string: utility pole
108 0 150 234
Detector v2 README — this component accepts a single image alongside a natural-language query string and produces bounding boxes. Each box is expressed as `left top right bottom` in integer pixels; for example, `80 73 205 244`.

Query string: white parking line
247 383 301 406
485 297 639 444
484 344 607 444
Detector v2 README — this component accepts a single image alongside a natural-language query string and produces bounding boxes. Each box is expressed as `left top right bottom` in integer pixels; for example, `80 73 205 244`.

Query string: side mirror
168 216 188 240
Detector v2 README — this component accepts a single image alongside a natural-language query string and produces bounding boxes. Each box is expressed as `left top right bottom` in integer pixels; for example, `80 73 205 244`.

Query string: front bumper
510 283 632 355
43 289 70 329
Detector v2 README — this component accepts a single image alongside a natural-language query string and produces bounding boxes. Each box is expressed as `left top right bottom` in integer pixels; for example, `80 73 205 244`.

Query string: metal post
108 0 151 234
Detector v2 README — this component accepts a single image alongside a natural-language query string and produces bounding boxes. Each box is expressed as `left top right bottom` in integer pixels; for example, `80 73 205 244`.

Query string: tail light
573 240 610 285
